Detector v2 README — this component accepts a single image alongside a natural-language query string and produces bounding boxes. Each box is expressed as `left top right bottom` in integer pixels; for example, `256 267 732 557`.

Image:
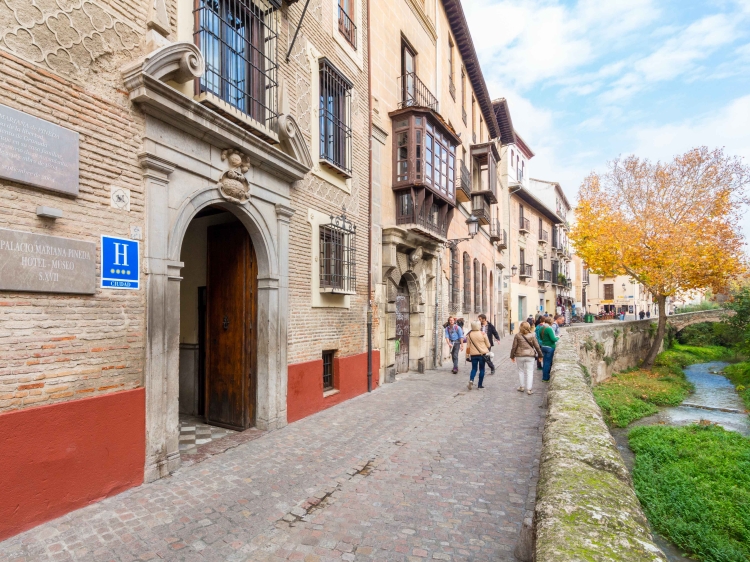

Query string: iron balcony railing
338 4 357 49
398 72 439 113
489 219 507 248
457 159 471 202
519 264 533 278
396 202 448 239
539 229 548 244
519 217 531 233
541 269 552 283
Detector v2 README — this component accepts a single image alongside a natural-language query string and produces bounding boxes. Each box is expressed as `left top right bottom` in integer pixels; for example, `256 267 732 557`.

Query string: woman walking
465 320 491 391
511 322 543 395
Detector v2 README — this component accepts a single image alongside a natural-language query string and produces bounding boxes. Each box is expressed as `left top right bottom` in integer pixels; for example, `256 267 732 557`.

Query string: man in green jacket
539 318 559 382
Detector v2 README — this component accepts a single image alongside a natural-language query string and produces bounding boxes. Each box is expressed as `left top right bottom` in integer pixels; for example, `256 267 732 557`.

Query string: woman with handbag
511 321 543 395
465 320 491 390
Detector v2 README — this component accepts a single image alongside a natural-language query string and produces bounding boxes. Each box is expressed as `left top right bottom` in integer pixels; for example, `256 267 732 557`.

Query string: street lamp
504 265 518 279
446 215 480 248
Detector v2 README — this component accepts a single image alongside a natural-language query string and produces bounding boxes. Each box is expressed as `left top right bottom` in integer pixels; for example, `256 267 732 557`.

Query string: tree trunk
642 295 667 369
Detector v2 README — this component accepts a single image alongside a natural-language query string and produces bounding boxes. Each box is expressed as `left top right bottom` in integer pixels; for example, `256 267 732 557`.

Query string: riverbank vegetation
629 424 750 561
592 344 733 427
723 362 750 410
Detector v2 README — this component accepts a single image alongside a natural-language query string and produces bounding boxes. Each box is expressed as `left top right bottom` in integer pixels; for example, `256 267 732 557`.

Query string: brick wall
0 0 148 413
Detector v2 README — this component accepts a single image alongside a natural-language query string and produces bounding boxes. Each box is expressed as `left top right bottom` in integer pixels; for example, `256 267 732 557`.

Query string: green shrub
655 343 733 368
629 424 750 561
723 361 750 411
674 300 722 313
677 322 739 348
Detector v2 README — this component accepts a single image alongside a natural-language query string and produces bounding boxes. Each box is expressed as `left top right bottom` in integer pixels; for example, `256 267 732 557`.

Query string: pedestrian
539 317 560 382
552 314 564 335
639 310 645 320
646 311 651 318
510 321 543 395
465 320 490 391
478 314 500 375
444 316 464 374
534 316 550 370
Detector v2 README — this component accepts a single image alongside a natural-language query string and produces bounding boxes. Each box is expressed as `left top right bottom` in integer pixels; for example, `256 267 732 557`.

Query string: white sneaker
467 381 473 390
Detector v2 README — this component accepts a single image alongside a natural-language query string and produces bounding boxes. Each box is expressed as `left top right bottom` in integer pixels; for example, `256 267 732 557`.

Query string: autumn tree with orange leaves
570 147 749 368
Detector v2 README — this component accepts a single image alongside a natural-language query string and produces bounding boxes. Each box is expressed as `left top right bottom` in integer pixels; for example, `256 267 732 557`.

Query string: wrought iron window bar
539 229 548 244
320 209 356 293
322 350 334 390
473 260 480 313
397 72 439 113
320 59 353 175
519 217 531 233
337 3 357 49
449 77 456 101
194 0 279 129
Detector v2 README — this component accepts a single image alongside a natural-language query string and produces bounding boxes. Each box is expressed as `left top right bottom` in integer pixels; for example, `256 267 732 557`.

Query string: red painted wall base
287 350 380 423
0 388 146 541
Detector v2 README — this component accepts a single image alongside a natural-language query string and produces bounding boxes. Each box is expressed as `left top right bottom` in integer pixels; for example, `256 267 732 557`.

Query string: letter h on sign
101 235 140 290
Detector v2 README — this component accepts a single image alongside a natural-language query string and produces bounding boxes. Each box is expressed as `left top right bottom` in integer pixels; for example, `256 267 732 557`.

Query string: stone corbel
277 114 313 170
122 42 205 91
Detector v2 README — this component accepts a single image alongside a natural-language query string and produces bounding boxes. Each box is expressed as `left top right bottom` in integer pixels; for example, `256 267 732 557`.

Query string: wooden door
206 222 257 431
395 282 410 374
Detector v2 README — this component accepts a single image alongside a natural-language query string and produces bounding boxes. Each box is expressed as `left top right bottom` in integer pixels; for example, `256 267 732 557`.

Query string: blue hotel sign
101 236 140 290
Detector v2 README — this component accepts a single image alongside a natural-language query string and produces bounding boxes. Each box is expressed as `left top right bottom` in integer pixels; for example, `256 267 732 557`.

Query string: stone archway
140 158 295 483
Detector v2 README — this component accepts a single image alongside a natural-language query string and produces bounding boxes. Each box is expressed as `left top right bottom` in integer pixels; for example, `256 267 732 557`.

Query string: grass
674 301 722 313
628 424 750 561
723 361 750 411
592 344 733 428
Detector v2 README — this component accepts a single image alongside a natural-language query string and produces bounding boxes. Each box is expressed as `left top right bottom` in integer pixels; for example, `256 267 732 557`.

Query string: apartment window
481 263 487 314
448 38 455 100
479 117 484 142
319 212 356 293
510 149 514 166
604 284 614 300
538 256 544 274
319 59 352 175
519 204 524 223
471 96 476 142
195 0 279 126
463 252 471 312
338 0 357 49
473 259 480 313
450 246 460 308
322 350 335 390
520 248 525 267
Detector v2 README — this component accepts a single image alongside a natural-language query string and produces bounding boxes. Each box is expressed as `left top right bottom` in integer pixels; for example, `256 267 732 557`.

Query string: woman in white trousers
510 322 543 395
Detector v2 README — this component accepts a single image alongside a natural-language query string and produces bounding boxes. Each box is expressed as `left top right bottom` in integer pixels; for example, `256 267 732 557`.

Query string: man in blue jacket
444 317 464 374
478 314 501 375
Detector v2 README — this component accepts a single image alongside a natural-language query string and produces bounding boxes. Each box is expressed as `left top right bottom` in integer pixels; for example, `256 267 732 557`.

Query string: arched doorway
395 279 410 374
178 206 258 441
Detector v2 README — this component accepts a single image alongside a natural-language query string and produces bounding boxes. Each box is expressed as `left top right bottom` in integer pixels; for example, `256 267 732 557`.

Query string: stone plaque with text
0 229 96 294
0 103 79 196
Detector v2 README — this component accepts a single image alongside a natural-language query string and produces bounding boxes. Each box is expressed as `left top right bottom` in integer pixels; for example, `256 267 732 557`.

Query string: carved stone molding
217 149 251 205
147 0 171 37
277 113 313 170
122 41 204 91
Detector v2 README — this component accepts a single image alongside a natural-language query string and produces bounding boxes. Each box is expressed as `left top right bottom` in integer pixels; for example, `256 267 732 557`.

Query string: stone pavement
1 336 547 562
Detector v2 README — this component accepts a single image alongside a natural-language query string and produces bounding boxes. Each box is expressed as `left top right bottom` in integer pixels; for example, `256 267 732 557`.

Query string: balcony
396 199 450 240
471 194 491 225
583 269 590 285
519 264 533 279
338 5 357 49
456 159 471 203
519 217 531 234
489 219 507 249
539 229 548 245
469 142 499 204
538 269 551 285
398 72 439 113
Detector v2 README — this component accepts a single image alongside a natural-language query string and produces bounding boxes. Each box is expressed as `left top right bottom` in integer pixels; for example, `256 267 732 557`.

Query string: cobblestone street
1 337 546 562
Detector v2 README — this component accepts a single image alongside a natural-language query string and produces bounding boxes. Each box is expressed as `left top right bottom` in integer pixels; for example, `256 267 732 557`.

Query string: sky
464 0 750 246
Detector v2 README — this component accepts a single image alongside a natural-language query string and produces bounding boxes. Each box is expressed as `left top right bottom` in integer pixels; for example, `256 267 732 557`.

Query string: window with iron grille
322 350 335 390
450 246 460 308
320 210 356 293
463 252 471 312
473 259 480 313
481 263 487 314
604 284 614 300
319 59 352 175
195 0 278 128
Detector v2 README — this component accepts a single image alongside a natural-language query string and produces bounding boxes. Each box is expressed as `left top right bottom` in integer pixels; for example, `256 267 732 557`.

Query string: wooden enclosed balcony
469 142 499 204
471 195 491 225
456 159 471 203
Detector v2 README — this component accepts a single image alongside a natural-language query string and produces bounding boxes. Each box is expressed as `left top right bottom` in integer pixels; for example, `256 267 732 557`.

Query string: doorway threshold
178 415 265 469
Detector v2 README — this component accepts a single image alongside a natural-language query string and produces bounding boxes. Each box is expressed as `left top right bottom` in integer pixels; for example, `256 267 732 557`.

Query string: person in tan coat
510 322 543 395
465 320 491 390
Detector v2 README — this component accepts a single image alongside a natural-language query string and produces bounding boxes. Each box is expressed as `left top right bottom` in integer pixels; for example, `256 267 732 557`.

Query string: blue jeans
541 346 554 381
470 356 486 387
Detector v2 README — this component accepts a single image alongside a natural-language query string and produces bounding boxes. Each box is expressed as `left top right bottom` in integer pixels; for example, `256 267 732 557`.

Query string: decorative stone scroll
217 149 251 204
277 113 313 170
122 41 205 90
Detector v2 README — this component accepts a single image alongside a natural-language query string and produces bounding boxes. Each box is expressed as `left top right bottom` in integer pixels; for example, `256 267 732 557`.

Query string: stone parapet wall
534 332 667 561
567 310 727 383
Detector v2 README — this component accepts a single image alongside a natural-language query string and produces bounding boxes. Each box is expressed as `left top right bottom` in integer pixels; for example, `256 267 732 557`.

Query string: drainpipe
366 0 373 392
434 251 440 369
